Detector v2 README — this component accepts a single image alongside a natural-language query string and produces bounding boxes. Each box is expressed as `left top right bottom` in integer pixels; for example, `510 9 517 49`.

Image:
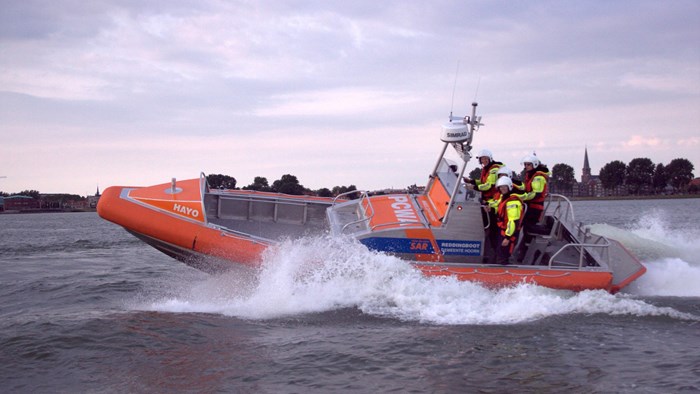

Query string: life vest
496 194 524 241
524 170 549 211
487 191 502 211
478 161 503 201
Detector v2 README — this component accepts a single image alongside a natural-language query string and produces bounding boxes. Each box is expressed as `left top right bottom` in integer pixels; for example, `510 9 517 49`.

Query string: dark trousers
524 206 543 228
496 234 516 265
516 207 543 261
482 209 499 263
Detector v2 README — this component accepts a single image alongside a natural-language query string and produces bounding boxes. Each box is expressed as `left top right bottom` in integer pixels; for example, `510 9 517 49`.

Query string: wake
590 210 700 297
135 229 699 324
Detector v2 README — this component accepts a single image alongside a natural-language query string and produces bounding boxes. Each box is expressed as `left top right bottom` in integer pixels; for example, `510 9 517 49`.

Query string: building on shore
577 147 603 197
3 195 40 211
87 186 101 208
1 188 101 213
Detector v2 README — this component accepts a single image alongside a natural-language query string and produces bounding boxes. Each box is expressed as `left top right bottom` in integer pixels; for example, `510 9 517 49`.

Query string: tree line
597 158 695 194
0 177 359 200
206 173 359 198
0 190 85 201
468 157 696 195
0 190 43 199
2 157 695 200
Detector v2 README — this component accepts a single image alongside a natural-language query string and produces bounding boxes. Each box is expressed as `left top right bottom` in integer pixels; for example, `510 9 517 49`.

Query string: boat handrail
200 172 210 192
207 222 272 245
482 203 491 230
579 225 612 264
200 172 209 223
542 193 614 268
336 191 378 234
370 221 428 231
546 237 611 268
545 193 575 224
332 189 364 204
217 194 311 207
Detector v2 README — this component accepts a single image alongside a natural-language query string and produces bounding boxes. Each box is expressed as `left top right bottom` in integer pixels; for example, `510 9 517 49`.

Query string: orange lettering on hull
367 195 422 230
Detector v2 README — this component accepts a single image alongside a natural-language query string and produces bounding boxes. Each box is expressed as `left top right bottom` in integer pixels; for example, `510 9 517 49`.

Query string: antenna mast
449 61 460 119
473 76 481 102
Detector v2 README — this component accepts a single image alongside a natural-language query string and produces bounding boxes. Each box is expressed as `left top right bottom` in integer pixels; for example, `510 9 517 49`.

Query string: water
1 199 699 393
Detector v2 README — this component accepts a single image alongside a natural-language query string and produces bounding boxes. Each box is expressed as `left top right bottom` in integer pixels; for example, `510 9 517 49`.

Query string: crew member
464 149 504 203
493 177 524 265
519 154 550 227
486 166 515 211
516 154 550 259
464 149 503 262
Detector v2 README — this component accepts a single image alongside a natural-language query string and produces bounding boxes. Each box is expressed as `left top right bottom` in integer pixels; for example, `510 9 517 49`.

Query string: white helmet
497 166 512 178
520 154 540 168
496 176 513 191
476 149 493 161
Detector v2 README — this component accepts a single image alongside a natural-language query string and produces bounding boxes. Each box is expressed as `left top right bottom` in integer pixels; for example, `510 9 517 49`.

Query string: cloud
0 69 113 101
259 88 421 116
619 69 700 94
1 1 699 195
623 135 664 148
677 137 700 147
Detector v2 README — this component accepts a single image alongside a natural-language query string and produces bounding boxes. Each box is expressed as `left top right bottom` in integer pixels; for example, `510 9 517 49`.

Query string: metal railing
541 193 612 269
546 238 611 268
199 172 209 223
218 194 311 223
332 190 377 234
370 220 427 231
544 193 575 224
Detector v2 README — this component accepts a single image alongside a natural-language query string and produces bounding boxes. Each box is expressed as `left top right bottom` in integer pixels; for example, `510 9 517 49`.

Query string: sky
1 0 699 196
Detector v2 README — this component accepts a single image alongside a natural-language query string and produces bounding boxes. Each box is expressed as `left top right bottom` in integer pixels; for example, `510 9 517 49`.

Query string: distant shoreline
0 209 97 215
2 194 698 215
568 194 699 201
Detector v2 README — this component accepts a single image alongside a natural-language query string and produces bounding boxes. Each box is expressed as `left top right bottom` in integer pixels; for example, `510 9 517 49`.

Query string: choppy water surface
1 199 699 393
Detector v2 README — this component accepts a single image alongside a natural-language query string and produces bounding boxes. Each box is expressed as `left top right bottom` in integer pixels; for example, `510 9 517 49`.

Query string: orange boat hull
98 183 268 272
98 179 642 293
414 264 614 292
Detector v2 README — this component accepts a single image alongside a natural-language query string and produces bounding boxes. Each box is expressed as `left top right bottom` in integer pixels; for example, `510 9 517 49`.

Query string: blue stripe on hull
360 237 482 256
360 237 435 254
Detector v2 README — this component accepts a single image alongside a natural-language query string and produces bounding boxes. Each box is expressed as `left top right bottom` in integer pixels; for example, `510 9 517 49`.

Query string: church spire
582 146 592 183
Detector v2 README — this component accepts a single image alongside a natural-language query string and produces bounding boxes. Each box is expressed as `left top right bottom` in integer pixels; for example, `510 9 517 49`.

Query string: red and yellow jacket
495 194 524 241
519 167 549 211
473 161 503 201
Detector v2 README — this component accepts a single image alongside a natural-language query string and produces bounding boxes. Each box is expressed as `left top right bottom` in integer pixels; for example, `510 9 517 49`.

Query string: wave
589 211 700 297
0 237 143 257
135 235 699 324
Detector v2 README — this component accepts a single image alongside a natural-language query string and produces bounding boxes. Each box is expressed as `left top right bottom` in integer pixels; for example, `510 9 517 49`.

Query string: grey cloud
1 1 698 193
0 1 114 40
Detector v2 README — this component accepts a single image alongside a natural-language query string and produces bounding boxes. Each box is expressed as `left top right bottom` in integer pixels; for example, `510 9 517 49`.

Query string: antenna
473 76 481 102
449 60 460 120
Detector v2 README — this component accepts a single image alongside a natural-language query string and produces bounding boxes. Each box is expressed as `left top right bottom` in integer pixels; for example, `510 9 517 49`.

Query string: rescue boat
98 103 645 293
